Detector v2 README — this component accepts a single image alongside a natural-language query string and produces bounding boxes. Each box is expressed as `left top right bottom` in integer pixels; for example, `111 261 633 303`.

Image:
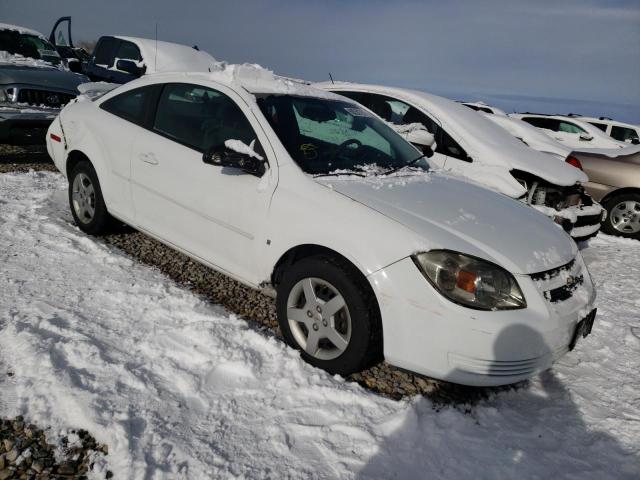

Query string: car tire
601 192 640 240
276 255 383 376
68 161 114 235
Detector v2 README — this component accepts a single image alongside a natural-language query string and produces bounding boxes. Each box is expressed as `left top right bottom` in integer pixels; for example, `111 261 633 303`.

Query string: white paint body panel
46 72 596 386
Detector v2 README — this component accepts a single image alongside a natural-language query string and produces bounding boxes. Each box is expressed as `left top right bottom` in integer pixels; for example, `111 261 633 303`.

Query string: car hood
317 172 577 274
0 65 87 93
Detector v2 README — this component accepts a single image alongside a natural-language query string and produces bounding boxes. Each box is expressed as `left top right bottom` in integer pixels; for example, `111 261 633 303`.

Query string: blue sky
3 0 639 122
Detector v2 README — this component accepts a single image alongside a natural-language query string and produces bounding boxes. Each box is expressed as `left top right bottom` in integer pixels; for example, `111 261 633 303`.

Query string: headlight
412 250 526 310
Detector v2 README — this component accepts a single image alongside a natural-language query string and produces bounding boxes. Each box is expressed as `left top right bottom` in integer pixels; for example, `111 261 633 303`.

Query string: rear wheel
68 161 114 235
602 193 640 239
276 255 382 376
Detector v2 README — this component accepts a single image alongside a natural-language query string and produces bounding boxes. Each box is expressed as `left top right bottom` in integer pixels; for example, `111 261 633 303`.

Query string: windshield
0 30 60 64
256 94 426 175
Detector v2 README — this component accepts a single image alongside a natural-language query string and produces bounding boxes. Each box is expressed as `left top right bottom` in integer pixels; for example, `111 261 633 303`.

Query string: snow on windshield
0 50 63 70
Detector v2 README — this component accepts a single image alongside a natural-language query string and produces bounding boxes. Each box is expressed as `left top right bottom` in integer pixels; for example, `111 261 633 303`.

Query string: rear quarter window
100 86 151 125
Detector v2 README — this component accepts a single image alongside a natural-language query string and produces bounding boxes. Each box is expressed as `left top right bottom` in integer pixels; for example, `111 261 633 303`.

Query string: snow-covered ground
0 172 638 479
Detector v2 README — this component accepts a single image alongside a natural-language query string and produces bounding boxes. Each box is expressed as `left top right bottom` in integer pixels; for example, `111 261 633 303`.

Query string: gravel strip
0 415 110 479
0 145 56 173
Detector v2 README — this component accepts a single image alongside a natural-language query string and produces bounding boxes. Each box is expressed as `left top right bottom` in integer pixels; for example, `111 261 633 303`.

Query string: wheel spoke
305 329 320 355
323 294 345 318
287 307 312 327
326 327 349 352
302 278 317 306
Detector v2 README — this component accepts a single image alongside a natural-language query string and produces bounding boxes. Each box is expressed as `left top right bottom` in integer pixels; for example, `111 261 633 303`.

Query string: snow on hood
317 82 587 194
317 172 576 274
114 36 219 74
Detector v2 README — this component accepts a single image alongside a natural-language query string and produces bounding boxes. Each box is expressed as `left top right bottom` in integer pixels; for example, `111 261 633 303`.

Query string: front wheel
601 193 640 240
276 255 382 376
68 161 114 235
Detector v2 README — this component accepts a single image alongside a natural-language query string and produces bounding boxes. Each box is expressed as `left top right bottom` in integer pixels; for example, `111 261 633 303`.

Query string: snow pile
0 172 638 479
75 82 120 102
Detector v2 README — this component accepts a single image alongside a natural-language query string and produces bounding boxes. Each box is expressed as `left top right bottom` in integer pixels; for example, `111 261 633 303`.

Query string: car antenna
329 72 335 84
154 22 158 71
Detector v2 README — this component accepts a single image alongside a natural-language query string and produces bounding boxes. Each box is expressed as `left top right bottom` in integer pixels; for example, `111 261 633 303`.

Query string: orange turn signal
456 270 477 293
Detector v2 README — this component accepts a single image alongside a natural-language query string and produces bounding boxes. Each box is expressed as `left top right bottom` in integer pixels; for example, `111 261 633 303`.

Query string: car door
337 91 450 168
130 82 277 285
93 85 157 221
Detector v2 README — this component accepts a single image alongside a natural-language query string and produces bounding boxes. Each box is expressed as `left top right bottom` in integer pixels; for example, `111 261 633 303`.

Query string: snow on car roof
0 22 45 38
113 36 219 74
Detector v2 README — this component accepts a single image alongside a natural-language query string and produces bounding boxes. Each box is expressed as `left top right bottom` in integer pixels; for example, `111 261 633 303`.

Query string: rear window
115 41 141 62
93 37 117 66
100 86 151 125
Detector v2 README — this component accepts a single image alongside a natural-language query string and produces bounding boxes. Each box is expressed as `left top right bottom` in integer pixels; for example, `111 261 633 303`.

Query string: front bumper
368 254 596 387
565 202 606 241
0 105 59 145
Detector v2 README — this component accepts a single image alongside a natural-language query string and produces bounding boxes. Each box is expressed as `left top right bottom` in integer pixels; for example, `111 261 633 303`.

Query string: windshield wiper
383 153 427 176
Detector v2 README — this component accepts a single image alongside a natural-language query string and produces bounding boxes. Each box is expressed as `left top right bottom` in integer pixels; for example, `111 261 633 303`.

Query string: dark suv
0 22 87 144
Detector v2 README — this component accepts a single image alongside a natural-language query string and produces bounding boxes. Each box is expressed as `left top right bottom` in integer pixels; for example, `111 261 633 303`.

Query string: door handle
139 152 158 165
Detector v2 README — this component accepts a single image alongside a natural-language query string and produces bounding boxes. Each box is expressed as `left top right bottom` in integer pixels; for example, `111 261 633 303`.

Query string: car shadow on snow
356 324 637 479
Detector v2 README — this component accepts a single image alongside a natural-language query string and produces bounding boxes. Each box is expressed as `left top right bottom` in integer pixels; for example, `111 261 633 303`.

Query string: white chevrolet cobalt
47 67 597 386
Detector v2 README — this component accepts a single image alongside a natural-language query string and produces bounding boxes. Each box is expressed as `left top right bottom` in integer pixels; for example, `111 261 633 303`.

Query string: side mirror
627 137 639 145
116 59 144 77
406 129 436 157
202 140 266 176
579 132 593 141
67 59 82 73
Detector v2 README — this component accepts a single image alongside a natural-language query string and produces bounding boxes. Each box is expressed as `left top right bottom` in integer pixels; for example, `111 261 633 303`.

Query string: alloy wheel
610 200 640 234
72 172 96 224
286 277 352 361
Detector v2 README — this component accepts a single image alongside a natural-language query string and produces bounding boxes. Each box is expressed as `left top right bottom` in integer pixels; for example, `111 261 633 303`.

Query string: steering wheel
330 139 363 164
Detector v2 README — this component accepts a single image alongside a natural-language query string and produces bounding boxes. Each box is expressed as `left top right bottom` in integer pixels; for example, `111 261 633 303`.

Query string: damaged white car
317 82 605 242
47 67 596 386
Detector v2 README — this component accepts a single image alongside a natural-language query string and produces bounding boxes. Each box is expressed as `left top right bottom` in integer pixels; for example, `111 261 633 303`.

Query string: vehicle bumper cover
368 254 596 386
0 106 58 145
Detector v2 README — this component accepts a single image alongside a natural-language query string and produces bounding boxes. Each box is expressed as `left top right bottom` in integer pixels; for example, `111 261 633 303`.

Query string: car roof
0 22 45 38
574 116 639 129
99 65 348 105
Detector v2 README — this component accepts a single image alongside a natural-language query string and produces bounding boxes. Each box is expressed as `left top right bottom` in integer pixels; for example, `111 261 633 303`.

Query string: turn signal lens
456 270 477 293
565 155 583 170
